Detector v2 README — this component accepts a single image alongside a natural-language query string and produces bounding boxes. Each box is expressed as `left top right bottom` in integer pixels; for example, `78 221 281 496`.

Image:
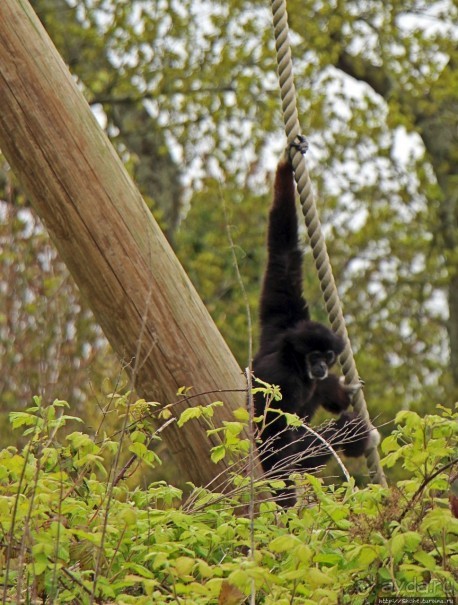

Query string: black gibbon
253 137 378 504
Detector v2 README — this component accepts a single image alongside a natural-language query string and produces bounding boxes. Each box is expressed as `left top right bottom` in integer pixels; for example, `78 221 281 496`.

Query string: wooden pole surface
0 0 250 486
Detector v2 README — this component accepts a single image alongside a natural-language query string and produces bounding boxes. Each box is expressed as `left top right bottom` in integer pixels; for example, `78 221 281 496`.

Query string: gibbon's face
305 350 336 381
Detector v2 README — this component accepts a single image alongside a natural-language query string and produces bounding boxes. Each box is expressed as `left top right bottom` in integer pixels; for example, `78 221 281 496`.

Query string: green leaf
305 567 334 587
381 434 399 454
159 407 173 420
233 407 249 422
358 546 379 566
9 412 37 429
413 550 436 569
403 531 422 552
177 407 202 427
32 553 48 576
390 534 405 558
173 556 195 576
296 544 313 563
211 444 226 463
125 563 155 579
284 413 302 427
421 509 458 533
269 535 300 552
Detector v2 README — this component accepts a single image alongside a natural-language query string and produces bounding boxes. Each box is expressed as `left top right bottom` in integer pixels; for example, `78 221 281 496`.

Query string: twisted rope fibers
270 0 387 486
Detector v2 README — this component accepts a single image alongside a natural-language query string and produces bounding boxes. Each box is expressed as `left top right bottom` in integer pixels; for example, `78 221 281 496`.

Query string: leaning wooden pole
0 0 249 486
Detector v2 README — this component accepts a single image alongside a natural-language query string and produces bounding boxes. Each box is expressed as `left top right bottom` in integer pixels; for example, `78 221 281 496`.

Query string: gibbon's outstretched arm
259 139 310 341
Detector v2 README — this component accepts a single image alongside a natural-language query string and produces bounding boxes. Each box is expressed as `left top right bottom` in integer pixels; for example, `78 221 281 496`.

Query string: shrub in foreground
0 396 456 603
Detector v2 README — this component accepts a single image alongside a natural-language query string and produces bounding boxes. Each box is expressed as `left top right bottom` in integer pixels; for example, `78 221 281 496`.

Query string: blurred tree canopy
1 0 457 440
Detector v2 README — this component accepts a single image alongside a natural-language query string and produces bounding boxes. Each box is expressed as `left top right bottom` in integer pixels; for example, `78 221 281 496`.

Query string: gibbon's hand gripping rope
271 0 387 487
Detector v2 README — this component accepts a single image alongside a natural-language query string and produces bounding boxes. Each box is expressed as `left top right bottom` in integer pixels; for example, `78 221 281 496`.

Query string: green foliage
175 178 267 366
0 397 457 603
0 189 120 423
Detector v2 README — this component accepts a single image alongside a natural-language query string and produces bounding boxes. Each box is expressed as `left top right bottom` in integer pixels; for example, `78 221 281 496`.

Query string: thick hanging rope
271 0 387 487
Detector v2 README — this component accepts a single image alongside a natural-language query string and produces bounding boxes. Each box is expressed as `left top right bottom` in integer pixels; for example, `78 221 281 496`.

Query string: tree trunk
416 81 458 399
335 47 458 398
0 0 252 486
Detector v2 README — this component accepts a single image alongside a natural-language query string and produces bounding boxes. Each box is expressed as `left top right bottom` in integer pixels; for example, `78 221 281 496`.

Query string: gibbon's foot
290 134 309 156
367 425 381 449
334 411 380 458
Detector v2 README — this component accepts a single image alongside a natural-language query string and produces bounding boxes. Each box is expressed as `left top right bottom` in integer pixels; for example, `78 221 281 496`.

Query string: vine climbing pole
271 0 387 487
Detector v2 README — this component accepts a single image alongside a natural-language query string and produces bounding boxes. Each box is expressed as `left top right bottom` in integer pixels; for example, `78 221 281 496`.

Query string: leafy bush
0 396 456 603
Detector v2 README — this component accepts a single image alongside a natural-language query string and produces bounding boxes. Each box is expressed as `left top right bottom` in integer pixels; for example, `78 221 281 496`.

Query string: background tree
286 0 458 409
1 0 457 453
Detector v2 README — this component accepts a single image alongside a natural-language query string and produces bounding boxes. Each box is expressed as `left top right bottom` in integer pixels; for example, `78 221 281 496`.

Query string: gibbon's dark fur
253 141 374 503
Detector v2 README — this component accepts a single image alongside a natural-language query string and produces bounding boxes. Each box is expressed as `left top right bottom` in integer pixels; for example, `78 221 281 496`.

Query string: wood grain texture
0 0 254 486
